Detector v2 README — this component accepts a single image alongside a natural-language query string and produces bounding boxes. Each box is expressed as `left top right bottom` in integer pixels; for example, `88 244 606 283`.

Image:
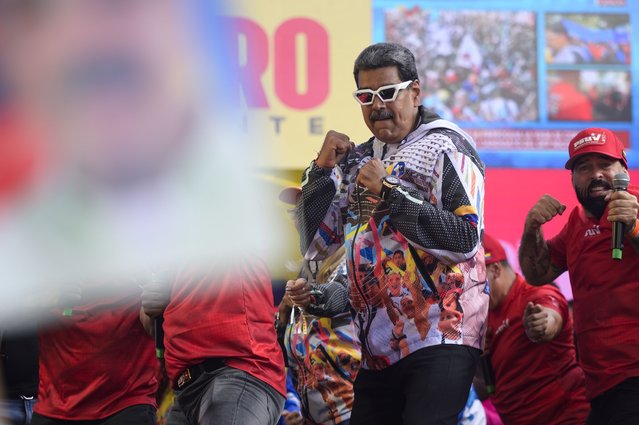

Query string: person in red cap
519 127 639 424
482 233 589 424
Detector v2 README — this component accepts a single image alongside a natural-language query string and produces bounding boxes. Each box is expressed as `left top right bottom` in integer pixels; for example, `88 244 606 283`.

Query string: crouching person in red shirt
141 258 286 425
482 234 589 425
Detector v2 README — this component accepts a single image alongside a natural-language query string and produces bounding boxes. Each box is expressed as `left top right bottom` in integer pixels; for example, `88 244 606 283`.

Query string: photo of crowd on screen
547 70 631 123
545 13 630 65
384 7 538 123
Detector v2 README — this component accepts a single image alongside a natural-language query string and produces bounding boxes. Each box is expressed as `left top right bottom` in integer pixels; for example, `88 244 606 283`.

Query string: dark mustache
370 110 394 121
588 179 612 193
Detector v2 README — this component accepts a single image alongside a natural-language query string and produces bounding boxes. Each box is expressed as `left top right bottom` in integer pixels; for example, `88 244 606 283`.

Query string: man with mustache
296 43 487 425
519 127 639 425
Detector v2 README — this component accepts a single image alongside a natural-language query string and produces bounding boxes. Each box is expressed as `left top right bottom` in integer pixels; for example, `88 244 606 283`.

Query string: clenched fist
356 158 388 195
285 278 312 309
316 130 355 169
524 194 567 232
523 302 561 343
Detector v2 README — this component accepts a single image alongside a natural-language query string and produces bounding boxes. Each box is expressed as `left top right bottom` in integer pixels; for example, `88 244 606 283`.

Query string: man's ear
489 262 502 280
411 80 421 107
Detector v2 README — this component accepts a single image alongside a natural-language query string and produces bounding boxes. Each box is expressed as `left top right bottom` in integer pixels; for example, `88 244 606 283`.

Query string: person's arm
305 280 350 317
140 270 171 318
522 301 563 343
138 269 172 337
276 294 294 329
625 221 639 253
139 308 155 337
357 150 483 262
285 277 350 317
275 294 294 365
297 162 339 254
385 153 481 259
297 130 354 259
519 195 567 285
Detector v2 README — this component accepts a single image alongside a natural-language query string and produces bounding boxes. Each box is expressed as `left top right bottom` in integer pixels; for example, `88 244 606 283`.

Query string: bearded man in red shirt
520 128 639 425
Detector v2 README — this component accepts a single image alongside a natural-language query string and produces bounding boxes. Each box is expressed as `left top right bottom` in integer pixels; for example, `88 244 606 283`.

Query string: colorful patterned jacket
298 108 488 370
285 263 361 425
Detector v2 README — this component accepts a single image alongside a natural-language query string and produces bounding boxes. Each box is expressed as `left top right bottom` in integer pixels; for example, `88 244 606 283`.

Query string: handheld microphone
612 173 630 260
154 315 165 359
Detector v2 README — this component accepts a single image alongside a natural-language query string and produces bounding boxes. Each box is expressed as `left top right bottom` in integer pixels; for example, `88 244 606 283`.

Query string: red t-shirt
163 258 285 396
548 81 593 121
548 186 639 400
487 275 589 424
35 289 159 420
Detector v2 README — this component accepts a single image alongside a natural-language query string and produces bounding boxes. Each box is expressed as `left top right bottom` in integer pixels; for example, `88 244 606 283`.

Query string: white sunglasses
352 80 413 106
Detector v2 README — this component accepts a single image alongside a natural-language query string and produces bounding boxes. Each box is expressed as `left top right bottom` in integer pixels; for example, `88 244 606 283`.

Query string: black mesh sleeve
305 280 350 317
296 162 338 255
386 154 479 254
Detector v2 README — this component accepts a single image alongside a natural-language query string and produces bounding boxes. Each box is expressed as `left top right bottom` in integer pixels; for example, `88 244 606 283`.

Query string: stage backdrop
373 0 639 169
224 0 373 169
228 0 639 169
2 1 637 290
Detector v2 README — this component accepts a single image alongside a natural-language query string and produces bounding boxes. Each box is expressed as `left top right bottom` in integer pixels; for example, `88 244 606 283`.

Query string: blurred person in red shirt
140 260 286 425
0 0 268 316
548 71 592 121
33 281 159 424
0 1 269 423
482 234 589 424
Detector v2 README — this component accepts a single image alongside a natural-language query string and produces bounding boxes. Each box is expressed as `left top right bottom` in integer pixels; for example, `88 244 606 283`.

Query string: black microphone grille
613 173 630 191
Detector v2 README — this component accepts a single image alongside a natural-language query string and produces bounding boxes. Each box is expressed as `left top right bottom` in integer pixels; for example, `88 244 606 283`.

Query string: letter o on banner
274 18 329 110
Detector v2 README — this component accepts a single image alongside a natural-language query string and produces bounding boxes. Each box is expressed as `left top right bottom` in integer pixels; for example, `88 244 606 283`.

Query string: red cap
565 127 627 170
278 186 301 206
483 233 507 265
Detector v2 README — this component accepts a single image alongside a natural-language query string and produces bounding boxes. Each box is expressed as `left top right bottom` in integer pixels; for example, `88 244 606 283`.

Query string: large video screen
373 0 638 168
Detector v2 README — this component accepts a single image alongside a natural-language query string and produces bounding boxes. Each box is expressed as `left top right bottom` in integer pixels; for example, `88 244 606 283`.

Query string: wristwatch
380 175 401 201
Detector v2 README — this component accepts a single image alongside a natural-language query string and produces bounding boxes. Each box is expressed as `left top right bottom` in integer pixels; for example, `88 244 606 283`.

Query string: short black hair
353 42 419 87
393 250 404 257
548 21 568 36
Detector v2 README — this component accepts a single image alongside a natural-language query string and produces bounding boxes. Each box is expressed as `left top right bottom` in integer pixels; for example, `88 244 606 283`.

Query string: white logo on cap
573 132 607 151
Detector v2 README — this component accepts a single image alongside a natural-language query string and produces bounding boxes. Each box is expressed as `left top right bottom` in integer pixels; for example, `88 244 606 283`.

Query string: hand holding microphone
608 173 638 260
141 269 171 318
141 268 172 358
